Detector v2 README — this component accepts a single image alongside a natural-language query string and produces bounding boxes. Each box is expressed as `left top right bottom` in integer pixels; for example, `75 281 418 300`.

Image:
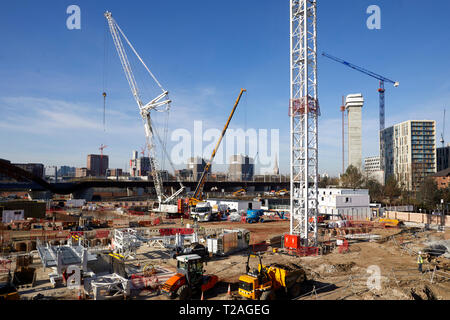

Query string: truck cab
190 202 212 222
238 272 272 300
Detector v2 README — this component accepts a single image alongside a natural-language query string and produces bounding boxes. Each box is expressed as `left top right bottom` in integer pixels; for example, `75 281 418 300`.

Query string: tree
340 165 364 189
318 176 330 188
364 178 383 203
416 177 441 211
384 175 401 205
441 185 450 204
319 176 340 188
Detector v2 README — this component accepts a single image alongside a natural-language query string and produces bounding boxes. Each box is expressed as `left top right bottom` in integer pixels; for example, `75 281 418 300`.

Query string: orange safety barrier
95 230 110 239
159 228 194 236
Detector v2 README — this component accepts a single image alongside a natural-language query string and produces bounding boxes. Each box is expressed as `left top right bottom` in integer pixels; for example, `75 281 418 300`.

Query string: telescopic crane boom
190 88 246 205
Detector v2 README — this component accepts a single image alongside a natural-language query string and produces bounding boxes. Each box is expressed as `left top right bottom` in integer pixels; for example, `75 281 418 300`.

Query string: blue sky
1 0 450 176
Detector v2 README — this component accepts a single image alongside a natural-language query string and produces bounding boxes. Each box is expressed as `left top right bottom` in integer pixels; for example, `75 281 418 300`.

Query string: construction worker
417 251 424 273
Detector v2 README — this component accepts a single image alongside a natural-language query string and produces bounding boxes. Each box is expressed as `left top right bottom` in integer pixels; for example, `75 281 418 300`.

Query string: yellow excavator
232 189 246 197
188 89 247 207
275 189 288 196
377 218 401 227
238 253 306 300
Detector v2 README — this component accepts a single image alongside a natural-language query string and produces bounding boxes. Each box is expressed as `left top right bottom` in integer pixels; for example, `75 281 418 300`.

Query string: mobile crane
105 11 185 207
189 88 247 207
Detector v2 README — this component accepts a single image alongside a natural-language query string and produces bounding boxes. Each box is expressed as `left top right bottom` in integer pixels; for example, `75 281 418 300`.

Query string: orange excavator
161 254 218 300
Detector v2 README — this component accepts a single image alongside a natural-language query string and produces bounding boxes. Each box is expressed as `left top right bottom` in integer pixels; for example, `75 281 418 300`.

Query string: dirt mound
334 262 356 272
269 262 303 272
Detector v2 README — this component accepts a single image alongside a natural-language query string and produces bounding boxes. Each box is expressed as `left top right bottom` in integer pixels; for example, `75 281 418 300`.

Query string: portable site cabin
206 228 250 256
206 199 261 214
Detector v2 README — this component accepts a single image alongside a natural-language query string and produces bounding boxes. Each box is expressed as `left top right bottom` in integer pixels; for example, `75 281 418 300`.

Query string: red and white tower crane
289 0 319 246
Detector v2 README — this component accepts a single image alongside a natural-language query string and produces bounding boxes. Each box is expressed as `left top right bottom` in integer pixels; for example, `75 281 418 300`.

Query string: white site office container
207 238 218 254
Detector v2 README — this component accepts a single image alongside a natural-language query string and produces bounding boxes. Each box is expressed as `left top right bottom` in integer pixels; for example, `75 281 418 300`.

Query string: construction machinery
238 252 306 300
171 243 209 262
377 218 401 228
276 189 288 196
161 254 218 300
0 281 19 300
105 11 185 207
322 52 399 132
232 189 247 197
190 201 213 222
246 209 266 224
188 88 247 207
289 0 319 247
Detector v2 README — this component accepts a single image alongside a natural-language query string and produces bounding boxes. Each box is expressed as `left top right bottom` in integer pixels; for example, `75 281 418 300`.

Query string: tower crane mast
322 52 399 131
104 11 184 204
289 0 319 246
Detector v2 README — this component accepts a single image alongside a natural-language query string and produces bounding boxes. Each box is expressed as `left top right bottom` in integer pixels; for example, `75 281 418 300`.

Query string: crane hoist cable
102 21 110 132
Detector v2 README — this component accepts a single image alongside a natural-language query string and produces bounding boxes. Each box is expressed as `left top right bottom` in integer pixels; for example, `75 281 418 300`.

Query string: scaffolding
111 228 142 260
85 273 130 300
36 239 97 287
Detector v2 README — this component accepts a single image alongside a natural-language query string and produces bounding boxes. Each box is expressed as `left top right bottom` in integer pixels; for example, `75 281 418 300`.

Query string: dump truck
238 253 306 300
161 254 218 300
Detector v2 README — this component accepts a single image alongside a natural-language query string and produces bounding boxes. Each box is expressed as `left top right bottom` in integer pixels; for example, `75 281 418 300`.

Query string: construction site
1 197 449 301
1 1 450 302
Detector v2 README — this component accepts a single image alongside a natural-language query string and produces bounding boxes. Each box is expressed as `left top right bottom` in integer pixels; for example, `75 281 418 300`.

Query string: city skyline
1 0 450 177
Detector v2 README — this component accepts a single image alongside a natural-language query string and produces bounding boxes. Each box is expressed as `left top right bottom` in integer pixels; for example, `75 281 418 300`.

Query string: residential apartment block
380 120 436 191
364 156 384 185
437 144 450 172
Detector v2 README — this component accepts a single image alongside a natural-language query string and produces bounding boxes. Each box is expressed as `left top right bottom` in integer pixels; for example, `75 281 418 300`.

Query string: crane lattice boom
104 11 184 204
